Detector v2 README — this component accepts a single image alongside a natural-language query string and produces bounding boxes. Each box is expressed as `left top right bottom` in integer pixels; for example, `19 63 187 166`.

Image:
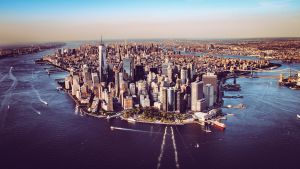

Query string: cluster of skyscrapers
63 42 222 114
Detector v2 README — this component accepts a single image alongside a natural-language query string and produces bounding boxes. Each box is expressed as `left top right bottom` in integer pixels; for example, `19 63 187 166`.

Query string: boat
213 120 226 129
219 116 227 120
127 117 136 123
56 86 63 91
297 114 300 119
227 113 235 116
195 143 199 148
290 86 300 90
226 105 232 108
110 126 115 130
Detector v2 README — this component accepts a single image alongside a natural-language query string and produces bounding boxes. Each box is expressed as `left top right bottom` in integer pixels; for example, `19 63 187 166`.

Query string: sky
0 0 300 44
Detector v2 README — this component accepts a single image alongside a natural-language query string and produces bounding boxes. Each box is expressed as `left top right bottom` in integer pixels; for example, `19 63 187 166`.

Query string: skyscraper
191 81 203 111
180 68 188 84
167 87 175 112
99 42 107 82
82 64 91 83
161 87 167 112
204 84 214 107
123 57 134 81
167 65 173 83
202 73 218 102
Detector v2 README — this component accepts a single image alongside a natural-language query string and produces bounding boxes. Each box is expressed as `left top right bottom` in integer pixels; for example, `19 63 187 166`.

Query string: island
36 39 300 129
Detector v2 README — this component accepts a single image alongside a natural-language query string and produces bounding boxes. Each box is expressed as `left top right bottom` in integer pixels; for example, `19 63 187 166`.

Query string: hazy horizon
1 0 300 45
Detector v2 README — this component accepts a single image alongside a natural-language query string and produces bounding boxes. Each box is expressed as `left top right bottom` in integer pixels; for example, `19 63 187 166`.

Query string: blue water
0 42 300 169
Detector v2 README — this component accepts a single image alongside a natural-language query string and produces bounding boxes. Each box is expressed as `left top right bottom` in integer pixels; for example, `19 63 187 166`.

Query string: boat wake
110 126 159 134
31 84 48 105
157 127 167 169
171 127 180 169
31 107 41 115
0 67 18 128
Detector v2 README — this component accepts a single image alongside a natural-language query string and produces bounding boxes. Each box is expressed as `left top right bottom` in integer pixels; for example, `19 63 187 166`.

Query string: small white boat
195 143 199 148
110 126 115 130
56 86 63 91
297 114 300 119
226 105 232 108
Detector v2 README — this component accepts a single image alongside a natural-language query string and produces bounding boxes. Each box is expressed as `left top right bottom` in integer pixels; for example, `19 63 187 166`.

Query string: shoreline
0 43 65 59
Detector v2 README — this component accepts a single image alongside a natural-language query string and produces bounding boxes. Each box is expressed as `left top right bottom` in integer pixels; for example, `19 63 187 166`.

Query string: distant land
0 42 66 58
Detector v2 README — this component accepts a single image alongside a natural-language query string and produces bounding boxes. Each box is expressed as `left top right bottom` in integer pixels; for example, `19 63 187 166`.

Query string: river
0 42 300 169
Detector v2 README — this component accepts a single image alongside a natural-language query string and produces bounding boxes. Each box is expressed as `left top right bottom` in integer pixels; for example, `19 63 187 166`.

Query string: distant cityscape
0 42 65 57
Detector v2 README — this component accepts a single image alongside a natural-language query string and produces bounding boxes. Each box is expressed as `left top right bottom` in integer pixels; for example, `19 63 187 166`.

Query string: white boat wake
0 67 18 128
31 107 41 115
110 126 160 134
31 84 48 105
157 127 168 169
171 127 180 169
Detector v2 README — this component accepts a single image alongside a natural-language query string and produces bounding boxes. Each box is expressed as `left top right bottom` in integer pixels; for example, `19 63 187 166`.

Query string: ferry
297 114 300 119
127 117 136 123
213 120 226 129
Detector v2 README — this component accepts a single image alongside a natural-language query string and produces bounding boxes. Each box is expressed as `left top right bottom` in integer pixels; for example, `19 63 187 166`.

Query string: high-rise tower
99 37 107 82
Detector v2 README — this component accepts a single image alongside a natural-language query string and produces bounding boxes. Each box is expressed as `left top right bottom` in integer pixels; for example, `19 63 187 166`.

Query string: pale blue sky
1 0 300 44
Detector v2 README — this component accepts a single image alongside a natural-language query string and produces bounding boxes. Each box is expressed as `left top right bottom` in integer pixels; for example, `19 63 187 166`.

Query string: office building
204 84 214 107
191 81 204 111
99 43 107 82
167 87 175 111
